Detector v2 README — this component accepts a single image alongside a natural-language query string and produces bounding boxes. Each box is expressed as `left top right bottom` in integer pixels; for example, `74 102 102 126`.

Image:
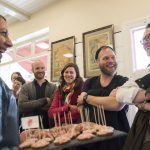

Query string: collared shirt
33 79 47 99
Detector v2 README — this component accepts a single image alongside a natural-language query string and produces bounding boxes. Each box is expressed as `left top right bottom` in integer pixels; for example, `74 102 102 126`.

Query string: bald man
18 60 56 128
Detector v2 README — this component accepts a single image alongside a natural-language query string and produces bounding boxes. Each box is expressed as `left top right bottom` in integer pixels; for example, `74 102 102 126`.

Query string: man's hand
46 97 51 103
77 92 87 106
146 93 150 100
143 102 150 111
145 88 150 99
109 89 117 97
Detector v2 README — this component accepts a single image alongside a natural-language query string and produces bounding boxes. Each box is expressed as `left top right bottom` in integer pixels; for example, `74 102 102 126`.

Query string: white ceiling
0 0 58 25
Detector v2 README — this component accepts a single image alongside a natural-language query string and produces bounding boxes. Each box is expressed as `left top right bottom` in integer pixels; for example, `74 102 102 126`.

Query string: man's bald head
32 60 46 80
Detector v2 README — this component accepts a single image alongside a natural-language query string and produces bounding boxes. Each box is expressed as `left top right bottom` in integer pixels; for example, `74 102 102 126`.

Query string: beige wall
9 0 150 41
8 0 150 78
9 0 149 126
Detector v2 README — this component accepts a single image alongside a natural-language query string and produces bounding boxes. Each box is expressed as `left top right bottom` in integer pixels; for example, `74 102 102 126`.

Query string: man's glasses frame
140 33 150 44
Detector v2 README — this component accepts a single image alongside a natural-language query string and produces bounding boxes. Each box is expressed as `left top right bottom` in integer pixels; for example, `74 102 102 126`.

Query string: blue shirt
0 78 19 148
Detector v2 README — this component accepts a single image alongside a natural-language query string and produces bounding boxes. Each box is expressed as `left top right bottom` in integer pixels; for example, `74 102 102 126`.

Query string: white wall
9 0 150 125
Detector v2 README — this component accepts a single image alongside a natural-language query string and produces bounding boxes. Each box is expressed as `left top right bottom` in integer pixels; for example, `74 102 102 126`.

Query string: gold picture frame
51 36 75 82
83 25 114 78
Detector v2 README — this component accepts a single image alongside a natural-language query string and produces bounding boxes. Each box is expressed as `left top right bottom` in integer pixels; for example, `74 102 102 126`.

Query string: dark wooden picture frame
83 25 114 78
51 36 75 82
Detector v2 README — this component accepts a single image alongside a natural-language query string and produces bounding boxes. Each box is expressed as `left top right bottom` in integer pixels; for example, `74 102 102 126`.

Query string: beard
34 72 45 80
100 64 117 76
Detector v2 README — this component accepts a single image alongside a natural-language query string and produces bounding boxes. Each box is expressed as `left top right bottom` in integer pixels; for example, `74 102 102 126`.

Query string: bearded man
78 45 129 150
18 60 56 128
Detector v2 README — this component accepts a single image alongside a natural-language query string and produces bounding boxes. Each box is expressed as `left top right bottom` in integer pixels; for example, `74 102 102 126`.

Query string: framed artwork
83 24 114 78
51 36 75 82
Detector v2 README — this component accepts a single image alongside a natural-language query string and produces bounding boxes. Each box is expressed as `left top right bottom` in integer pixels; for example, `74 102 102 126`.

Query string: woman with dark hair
48 63 84 125
11 72 23 83
12 76 26 101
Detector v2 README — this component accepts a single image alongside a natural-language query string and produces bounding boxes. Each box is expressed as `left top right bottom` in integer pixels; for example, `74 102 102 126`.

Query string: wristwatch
83 94 88 105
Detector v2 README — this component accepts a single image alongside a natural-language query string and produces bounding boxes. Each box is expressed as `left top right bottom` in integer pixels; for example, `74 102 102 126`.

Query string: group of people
0 14 150 150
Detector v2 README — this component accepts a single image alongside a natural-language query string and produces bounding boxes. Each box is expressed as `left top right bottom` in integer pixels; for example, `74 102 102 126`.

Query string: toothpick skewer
87 107 90 122
64 111 67 125
39 115 44 129
101 105 106 125
53 113 57 127
93 106 97 124
57 112 62 136
39 116 45 138
97 106 100 124
67 112 70 124
57 112 61 127
25 129 28 140
79 106 84 122
85 108 88 122
69 111 73 124
99 105 104 125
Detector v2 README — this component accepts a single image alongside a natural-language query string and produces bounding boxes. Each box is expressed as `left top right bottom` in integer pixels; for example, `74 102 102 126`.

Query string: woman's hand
69 104 78 112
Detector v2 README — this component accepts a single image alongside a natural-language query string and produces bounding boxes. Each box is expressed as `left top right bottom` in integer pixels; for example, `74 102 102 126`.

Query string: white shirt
116 66 150 104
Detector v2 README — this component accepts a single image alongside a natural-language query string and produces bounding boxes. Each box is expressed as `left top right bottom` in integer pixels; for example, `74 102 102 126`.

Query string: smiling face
12 80 22 92
32 61 45 80
96 47 117 76
0 17 13 62
142 27 150 56
63 67 77 84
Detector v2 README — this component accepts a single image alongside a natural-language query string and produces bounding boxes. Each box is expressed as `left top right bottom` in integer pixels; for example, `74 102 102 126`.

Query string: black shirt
34 79 47 99
81 74 130 150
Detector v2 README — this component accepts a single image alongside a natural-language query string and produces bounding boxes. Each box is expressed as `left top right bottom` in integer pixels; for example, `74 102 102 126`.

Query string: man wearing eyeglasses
0 15 19 149
119 24 150 150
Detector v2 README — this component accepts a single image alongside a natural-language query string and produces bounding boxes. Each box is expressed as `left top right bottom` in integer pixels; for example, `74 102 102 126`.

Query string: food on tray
77 132 95 140
19 138 38 149
19 122 114 149
31 139 49 148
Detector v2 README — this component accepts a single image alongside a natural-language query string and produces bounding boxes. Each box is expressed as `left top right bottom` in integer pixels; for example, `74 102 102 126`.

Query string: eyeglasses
140 33 150 44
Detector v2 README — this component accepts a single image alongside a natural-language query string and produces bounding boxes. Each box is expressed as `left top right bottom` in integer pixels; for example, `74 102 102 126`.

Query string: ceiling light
63 53 73 58
36 42 49 49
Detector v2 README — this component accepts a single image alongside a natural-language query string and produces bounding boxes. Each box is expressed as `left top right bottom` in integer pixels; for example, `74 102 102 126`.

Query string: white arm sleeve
116 81 140 104
116 67 150 104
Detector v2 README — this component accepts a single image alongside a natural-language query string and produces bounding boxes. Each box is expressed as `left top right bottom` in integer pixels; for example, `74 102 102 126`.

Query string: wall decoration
51 36 75 81
83 25 114 78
